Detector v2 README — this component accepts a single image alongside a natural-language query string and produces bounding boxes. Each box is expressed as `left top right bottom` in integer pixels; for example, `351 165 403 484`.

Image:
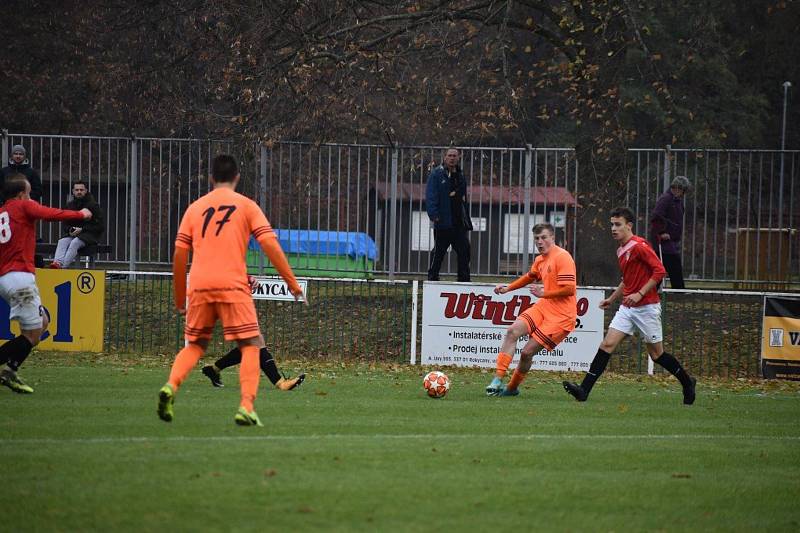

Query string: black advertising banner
761 297 800 380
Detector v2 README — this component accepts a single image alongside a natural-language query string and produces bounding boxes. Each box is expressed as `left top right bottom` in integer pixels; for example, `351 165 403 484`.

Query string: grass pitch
1 361 799 532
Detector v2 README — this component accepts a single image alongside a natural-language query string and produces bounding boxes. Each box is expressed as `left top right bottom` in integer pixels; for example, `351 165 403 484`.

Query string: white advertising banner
250 277 309 301
421 282 605 371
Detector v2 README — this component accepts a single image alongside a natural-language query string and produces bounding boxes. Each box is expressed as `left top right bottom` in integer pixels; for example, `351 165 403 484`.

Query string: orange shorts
184 300 261 341
517 305 572 352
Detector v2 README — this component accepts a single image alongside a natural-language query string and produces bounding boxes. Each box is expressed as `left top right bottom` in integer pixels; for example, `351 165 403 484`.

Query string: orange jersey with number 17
175 187 282 304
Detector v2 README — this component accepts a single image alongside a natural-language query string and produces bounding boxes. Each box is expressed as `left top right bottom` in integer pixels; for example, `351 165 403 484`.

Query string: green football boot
0 369 34 394
157 385 175 422
234 406 264 427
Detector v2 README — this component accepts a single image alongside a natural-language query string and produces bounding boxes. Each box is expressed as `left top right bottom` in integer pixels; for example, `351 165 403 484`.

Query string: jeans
54 236 87 267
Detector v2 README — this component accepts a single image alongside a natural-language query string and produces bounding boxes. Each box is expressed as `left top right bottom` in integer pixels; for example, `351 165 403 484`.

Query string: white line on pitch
1 433 799 445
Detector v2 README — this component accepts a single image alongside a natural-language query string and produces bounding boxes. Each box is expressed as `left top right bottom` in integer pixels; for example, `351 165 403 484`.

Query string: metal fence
104 272 772 378
5 131 797 285
257 142 579 277
608 288 766 378
1 132 238 269
105 272 413 363
2 132 578 277
627 147 799 285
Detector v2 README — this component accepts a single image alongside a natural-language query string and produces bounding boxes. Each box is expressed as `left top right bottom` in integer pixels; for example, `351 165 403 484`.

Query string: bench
35 243 113 269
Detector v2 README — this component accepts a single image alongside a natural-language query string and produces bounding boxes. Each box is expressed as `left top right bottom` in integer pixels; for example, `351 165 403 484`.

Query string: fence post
572 152 579 261
522 145 533 268
388 148 399 281
129 137 138 272
258 144 268 274
663 144 672 191
1 129 8 165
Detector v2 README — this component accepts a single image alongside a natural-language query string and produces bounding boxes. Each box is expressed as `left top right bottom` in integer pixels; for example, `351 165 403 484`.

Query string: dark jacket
63 192 105 246
650 189 684 255
425 164 473 231
0 159 43 202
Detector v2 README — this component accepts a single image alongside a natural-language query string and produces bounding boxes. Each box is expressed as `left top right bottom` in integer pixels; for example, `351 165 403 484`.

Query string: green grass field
1 360 799 532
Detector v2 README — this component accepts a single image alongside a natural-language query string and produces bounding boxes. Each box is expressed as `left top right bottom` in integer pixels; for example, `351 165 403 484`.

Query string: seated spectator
50 180 104 268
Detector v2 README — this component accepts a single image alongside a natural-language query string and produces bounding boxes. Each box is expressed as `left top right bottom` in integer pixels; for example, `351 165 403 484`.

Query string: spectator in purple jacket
650 175 691 289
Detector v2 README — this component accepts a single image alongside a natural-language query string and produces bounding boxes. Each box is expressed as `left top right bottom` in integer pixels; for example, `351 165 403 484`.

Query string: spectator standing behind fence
0 145 42 204
49 180 104 269
650 175 691 289
425 148 473 282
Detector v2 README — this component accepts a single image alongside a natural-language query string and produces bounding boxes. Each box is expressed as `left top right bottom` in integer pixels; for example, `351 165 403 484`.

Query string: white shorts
0 272 44 330
608 303 662 344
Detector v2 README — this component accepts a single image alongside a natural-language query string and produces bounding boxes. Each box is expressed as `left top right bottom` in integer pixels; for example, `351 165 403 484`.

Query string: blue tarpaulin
249 230 378 261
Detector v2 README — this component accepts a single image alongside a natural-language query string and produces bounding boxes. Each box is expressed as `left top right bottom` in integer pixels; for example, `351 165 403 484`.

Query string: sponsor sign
421 282 604 371
251 276 308 301
761 296 800 380
0 269 105 352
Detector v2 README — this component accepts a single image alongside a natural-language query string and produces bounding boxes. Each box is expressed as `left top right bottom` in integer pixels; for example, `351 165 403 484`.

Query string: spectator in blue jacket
425 148 473 282
650 175 691 289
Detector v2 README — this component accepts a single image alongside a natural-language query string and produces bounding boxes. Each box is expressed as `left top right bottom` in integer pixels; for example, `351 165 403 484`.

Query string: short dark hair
73 180 89 190
610 207 636 223
532 222 555 236
212 155 239 183
2 174 29 200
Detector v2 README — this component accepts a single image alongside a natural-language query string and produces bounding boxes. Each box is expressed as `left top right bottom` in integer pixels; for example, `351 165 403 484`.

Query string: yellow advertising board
761 296 800 380
0 269 105 352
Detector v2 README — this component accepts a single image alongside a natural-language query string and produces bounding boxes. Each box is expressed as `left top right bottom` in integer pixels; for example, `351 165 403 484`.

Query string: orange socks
495 352 513 378
507 369 527 391
238 345 260 412
168 343 205 390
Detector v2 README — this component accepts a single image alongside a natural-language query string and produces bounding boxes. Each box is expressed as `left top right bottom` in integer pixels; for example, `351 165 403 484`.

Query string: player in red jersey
485 223 577 397
0 175 91 393
157 155 304 427
562 207 696 404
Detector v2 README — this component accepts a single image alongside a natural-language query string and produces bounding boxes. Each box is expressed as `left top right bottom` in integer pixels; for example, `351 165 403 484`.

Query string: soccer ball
423 371 450 399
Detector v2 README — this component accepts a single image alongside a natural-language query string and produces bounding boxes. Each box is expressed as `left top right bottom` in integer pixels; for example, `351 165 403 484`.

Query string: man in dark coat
650 175 691 289
425 148 473 282
0 145 42 203
50 180 105 268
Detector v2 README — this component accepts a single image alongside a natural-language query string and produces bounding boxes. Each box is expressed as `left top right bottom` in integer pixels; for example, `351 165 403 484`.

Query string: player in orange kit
485 223 577 397
157 154 304 426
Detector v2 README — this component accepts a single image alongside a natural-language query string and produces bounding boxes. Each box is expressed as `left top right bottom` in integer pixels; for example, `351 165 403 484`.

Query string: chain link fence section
105 273 768 378
104 273 412 362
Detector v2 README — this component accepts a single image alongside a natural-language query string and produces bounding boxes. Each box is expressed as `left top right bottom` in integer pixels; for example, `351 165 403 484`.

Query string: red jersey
616 235 666 306
0 199 85 276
